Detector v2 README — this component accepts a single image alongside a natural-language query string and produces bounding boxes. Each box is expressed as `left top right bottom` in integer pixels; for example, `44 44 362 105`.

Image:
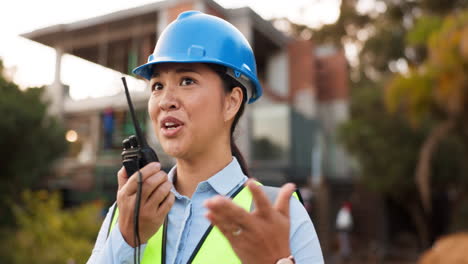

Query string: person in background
336 201 353 261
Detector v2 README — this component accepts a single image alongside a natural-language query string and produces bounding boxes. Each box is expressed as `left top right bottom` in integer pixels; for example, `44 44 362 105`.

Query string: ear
224 86 243 122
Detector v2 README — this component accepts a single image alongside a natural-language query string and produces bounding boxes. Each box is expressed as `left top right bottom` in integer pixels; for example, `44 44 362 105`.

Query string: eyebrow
152 67 200 78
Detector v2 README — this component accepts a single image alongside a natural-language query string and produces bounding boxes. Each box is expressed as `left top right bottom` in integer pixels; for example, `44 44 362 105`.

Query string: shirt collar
167 157 246 197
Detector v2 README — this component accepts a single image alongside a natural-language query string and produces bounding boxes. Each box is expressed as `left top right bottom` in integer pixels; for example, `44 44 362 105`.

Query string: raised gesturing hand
204 180 296 264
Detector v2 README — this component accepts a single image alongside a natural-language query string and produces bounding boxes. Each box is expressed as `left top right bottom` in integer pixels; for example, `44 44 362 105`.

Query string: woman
88 11 323 264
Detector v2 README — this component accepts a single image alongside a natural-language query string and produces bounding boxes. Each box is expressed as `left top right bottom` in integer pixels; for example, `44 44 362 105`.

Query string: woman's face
148 63 236 159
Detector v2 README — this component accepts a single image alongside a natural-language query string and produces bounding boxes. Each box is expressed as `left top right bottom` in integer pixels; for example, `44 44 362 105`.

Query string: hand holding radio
116 77 174 254
116 163 174 247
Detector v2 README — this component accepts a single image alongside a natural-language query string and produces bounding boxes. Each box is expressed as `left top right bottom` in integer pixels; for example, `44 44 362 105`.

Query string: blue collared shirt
87 157 323 264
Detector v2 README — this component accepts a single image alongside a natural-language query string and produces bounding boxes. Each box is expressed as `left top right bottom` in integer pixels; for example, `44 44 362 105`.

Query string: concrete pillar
157 8 169 41
89 112 100 163
166 1 195 22
266 50 289 97
194 0 206 12
98 43 108 67
98 26 109 66
46 46 64 119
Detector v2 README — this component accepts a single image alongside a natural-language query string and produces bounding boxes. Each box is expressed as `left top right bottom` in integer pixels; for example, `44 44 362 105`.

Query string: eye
151 82 163 91
180 78 195 86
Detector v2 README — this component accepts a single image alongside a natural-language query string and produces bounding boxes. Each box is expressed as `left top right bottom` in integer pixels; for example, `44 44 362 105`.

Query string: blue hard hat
132 10 262 103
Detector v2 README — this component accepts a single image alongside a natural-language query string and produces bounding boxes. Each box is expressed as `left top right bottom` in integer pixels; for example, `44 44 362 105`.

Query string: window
101 108 148 150
252 103 290 163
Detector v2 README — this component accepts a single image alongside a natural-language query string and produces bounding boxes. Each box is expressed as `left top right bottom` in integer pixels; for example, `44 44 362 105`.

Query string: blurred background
1 0 468 263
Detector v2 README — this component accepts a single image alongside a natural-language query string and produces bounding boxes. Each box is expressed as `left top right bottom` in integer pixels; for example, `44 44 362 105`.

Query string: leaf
0 190 102 263
406 15 443 46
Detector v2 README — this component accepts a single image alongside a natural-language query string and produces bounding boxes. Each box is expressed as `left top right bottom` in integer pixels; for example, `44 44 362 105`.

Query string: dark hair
206 64 250 177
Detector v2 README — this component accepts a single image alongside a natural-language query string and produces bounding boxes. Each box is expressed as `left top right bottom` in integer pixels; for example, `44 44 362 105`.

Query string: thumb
117 167 128 191
274 183 296 217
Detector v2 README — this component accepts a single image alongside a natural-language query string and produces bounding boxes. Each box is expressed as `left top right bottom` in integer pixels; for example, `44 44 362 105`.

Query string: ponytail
231 138 250 177
207 63 250 177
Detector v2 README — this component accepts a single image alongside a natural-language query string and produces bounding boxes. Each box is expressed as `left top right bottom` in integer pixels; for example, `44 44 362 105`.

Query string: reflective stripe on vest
108 184 300 264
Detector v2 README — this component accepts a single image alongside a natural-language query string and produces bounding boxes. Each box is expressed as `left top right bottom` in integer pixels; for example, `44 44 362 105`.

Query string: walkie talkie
120 77 160 264
120 77 159 177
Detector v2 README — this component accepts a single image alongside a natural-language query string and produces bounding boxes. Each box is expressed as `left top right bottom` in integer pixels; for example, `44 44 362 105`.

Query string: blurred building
22 0 351 251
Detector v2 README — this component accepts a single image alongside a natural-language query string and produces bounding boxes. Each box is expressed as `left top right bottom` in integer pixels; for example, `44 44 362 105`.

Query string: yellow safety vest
107 185 301 264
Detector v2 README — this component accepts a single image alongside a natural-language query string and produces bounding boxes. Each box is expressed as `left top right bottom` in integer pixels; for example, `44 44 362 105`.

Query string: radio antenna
121 77 148 147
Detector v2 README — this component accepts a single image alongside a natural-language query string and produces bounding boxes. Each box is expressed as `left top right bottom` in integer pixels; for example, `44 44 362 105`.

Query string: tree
340 83 468 248
0 59 67 225
281 0 468 83
287 0 468 249
340 83 430 246
0 190 101 263
386 10 468 212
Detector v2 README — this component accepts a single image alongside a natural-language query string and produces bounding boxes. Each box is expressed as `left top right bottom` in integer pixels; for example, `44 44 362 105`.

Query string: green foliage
420 0 468 15
360 23 407 74
385 68 434 125
340 85 468 201
295 0 468 202
0 190 101 264
430 133 468 189
340 8 468 238
0 60 67 226
387 10 468 122
406 16 443 46
339 86 424 198
306 0 468 243
311 0 371 45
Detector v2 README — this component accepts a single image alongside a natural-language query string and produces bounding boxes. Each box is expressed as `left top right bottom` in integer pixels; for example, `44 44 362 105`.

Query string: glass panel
252 103 290 163
101 108 148 150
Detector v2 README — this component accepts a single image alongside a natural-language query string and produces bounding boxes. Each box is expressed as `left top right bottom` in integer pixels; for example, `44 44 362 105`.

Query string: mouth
160 116 184 137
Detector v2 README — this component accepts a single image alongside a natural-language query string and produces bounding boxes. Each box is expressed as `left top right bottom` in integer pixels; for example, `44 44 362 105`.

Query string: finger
246 180 273 216
206 211 240 238
156 192 175 218
117 167 127 191
122 162 161 195
146 180 172 206
205 210 240 231
204 196 251 228
273 183 296 217
206 211 255 248
140 171 168 201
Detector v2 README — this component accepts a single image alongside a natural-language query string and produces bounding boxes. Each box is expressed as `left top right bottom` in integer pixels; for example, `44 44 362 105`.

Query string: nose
159 85 180 111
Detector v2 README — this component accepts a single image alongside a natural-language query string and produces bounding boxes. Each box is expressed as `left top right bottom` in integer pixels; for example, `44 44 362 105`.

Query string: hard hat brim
133 58 262 104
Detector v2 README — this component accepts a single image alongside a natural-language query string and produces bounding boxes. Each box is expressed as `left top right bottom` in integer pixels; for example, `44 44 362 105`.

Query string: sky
0 0 344 100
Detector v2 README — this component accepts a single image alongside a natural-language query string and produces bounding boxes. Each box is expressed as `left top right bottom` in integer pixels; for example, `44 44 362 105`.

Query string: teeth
165 122 175 127
168 127 177 130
